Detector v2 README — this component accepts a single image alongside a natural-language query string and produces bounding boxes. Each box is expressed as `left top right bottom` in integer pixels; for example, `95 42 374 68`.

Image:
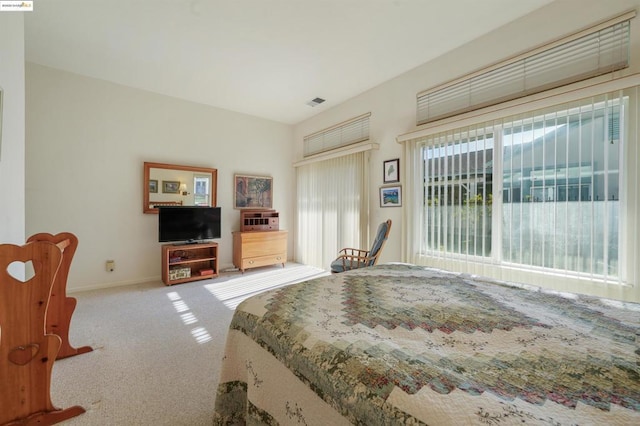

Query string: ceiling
24 0 553 125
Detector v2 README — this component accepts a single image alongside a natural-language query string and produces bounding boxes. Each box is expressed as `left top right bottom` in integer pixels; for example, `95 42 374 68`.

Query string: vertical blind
501 95 622 278
422 127 494 259
404 87 638 289
416 13 633 125
295 152 367 269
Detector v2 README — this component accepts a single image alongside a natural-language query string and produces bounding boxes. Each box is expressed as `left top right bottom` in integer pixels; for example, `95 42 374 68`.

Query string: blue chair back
367 220 391 266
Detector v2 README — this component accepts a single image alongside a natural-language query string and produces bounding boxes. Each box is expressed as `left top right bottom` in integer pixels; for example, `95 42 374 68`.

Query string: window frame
400 74 640 297
417 95 624 280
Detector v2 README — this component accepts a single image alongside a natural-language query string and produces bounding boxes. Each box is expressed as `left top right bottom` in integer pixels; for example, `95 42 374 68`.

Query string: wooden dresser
232 230 287 273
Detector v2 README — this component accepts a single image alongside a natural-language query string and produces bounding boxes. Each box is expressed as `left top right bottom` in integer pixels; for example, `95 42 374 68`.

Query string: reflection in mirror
143 162 217 214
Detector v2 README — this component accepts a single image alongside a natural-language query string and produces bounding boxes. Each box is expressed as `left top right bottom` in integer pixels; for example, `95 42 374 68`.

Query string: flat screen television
158 206 221 243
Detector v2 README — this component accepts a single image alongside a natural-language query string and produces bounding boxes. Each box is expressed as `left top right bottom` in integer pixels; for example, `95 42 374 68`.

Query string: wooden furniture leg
26 233 93 360
0 241 85 425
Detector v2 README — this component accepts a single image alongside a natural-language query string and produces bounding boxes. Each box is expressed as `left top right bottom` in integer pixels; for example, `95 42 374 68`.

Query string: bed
213 264 640 425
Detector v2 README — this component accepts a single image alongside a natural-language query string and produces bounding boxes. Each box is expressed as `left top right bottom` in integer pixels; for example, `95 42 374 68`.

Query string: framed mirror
143 162 218 214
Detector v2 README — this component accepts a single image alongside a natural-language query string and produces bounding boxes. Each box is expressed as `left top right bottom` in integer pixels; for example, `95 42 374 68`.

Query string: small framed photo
149 179 158 193
162 180 180 194
380 185 402 207
234 174 273 209
383 158 399 183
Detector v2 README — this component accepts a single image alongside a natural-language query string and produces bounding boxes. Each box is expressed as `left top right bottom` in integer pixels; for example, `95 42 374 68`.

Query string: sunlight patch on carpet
191 327 212 344
167 291 213 344
205 264 328 309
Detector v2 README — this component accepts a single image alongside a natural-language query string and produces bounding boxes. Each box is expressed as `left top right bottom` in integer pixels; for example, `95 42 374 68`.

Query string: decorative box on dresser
239 209 279 231
232 230 287 273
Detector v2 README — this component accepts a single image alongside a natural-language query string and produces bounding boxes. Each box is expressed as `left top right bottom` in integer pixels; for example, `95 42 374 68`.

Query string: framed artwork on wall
234 174 273 209
162 180 180 194
380 185 402 207
383 158 399 183
149 179 158 193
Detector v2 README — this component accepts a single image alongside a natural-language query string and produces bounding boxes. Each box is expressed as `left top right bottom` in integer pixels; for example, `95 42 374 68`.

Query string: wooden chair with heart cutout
27 232 93 360
0 241 84 425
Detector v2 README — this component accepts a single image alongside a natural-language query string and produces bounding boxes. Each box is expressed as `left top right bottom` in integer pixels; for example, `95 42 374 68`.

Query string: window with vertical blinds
423 128 494 259
501 97 622 277
295 152 367 269
405 87 637 286
303 113 370 157
416 13 633 126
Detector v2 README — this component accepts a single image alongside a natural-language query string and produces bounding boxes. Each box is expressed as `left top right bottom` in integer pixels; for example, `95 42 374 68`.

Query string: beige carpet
50 263 327 425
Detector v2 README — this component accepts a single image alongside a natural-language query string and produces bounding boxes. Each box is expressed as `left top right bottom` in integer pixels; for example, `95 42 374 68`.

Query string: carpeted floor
50 263 327 425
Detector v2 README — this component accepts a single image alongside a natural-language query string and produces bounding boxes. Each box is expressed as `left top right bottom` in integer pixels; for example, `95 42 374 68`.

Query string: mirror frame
143 161 218 214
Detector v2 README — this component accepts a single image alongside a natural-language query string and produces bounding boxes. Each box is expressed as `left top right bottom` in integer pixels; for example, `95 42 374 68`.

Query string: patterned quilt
213 264 640 425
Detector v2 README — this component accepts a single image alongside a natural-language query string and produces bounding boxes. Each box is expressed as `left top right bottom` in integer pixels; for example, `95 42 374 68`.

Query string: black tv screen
158 206 221 243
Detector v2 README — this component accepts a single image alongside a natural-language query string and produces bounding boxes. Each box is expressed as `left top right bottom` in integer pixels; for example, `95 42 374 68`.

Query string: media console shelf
161 242 218 285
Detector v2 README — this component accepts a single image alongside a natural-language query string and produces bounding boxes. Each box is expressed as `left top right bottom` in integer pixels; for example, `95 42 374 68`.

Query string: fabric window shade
295 152 368 269
304 113 370 157
417 15 632 125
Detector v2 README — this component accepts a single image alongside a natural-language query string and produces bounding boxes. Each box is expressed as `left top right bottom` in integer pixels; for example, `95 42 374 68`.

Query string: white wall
293 0 640 301
26 64 293 291
0 14 26 246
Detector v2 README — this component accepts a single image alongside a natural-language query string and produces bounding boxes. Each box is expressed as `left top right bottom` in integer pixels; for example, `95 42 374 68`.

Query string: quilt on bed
213 264 640 425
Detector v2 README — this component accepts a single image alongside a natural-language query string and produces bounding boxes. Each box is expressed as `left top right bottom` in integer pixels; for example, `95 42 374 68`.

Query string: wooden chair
0 241 85 425
27 232 93 360
330 219 392 273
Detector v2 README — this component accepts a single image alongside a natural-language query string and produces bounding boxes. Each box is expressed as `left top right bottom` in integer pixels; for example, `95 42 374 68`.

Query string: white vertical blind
403 85 639 297
295 152 367 269
417 14 633 125
420 127 495 260
499 94 623 279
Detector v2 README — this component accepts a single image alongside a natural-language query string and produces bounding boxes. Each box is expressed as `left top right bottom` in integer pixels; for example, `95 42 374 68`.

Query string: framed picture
383 158 399 183
162 180 180 194
234 174 273 209
149 179 158 193
380 185 402 207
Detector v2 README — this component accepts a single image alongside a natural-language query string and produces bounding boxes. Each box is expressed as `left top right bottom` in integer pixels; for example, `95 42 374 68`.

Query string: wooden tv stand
232 230 287 273
161 242 218 285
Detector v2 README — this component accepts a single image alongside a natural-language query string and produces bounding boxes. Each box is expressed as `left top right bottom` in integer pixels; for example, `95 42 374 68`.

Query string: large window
424 131 494 258
501 99 621 277
413 91 625 281
297 113 374 270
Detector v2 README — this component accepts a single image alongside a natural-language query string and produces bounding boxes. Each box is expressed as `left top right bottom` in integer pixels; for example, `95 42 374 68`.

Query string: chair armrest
338 248 370 257
336 248 372 270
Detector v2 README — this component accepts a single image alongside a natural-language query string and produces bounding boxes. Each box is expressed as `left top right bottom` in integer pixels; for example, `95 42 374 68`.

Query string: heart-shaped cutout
7 260 36 283
8 343 40 365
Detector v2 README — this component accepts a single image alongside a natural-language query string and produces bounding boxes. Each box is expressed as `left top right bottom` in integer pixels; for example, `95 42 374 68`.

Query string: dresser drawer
240 234 286 258
241 253 286 270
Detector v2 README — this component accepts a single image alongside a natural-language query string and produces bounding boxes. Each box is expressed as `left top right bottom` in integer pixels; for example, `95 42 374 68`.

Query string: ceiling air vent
306 97 326 107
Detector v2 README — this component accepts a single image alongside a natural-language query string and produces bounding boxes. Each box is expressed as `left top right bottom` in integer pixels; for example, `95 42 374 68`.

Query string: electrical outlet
106 260 115 272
